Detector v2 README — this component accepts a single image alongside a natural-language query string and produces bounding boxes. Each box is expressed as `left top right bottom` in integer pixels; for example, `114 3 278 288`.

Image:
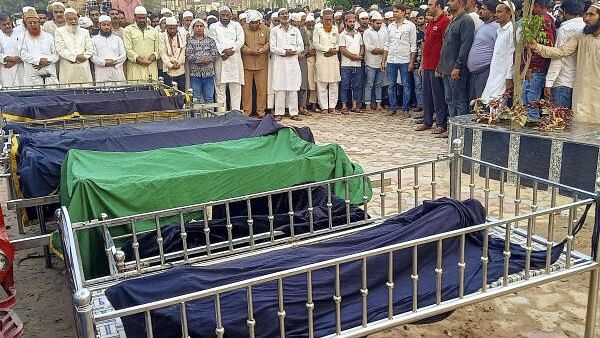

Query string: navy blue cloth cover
9 113 291 198
105 198 564 338
121 186 367 260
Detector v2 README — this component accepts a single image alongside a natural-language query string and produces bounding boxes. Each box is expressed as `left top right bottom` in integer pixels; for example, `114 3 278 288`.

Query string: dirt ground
4 112 599 337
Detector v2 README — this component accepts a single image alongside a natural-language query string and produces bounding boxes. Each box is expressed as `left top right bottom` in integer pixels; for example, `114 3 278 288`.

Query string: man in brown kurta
241 10 269 117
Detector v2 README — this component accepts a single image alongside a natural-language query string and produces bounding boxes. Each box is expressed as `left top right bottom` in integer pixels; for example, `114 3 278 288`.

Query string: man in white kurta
267 11 279 111
0 13 23 88
42 2 67 35
313 9 341 113
270 9 304 121
17 9 59 86
209 6 245 111
91 15 126 84
55 8 95 84
531 2 600 124
480 2 514 104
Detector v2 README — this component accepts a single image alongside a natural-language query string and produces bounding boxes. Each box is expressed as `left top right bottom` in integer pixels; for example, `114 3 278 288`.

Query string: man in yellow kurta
55 8 95 84
532 2 600 123
123 6 161 81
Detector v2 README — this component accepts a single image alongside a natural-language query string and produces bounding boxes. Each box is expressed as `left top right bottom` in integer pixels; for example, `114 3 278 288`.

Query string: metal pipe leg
585 268 600 338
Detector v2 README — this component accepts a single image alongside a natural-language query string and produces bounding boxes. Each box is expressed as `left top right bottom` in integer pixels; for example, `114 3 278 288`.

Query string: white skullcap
290 13 300 21
419 4 428 10
410 10 418 18
305 13 315 22
160 8 172 15
99 14 111 23
189 18 206 35
182 10 193 18
134 6 147 15
384 11 393 19
299 11 306 17
79 16 92 28
371 11 383 20
165 16 177 25
334 11 343 17
359 11 369 19
271 11 278 18
49 2 65 10
278 8 287 14
246 10 262 22
22 6 35 13
501 0 516 12
219 5 231 13
159 17 166 23
207 15 216 20
239 12 247 20
64 8 77 16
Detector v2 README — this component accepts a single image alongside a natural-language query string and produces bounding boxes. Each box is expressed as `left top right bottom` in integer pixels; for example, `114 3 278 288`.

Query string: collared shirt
186 35 219 78
86 0 112 15
422 14 449 70
437 11 475 75
209 20 245 54
545 16 584 88
339 29 363 67
383 19 417 64
363 26 387 69
466 21 499 73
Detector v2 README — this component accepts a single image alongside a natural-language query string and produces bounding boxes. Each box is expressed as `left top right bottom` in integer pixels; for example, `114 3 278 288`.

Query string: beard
583 22 600 35
68 25 78 33
100 30 112 37
27 26 41 37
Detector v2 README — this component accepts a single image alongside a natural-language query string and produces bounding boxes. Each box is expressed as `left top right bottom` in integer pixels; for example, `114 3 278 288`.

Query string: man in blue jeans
339 13 364 113
382 3 417 117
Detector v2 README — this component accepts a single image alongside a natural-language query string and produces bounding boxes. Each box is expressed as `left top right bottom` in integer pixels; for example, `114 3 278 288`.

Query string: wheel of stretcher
0 309 23 338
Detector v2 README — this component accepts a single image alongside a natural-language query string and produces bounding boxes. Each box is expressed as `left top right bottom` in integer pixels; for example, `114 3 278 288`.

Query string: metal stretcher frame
58 139 600 338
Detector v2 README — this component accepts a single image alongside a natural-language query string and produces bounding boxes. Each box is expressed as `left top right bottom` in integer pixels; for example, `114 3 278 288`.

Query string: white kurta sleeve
19 37 40 65
294 28 304 53
83 33 95 59
115 37 127 65
47 35 59 64
55 30 77 63
234 24 244 52
270 29 285 56
90 40 105 66
312 28 329 53
159 34 173 68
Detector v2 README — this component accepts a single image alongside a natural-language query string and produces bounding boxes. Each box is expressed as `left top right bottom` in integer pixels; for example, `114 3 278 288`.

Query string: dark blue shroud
9 112 292 198
0 90 185 120
121 186 367 260
105 198 565 338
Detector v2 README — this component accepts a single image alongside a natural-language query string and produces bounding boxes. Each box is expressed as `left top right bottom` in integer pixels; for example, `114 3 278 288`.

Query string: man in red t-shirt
415 0 451 136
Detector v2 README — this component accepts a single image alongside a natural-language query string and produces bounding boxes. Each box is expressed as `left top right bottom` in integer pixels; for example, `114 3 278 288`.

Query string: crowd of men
0 0 599 136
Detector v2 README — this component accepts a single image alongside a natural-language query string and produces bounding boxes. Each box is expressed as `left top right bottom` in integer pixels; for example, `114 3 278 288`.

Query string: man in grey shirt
437 0 475 126
466 0 499 100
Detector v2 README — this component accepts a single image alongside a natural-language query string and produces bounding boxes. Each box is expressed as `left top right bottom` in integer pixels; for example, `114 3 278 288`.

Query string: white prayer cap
99 14 111 23
371 11 383 20
334 11 343 17
134 6 147 15
305 13 315 22
64 8 78 16
49 2 65 10
358 11 369 19
159 17 167 23
410 10 418 18
15 19 23 26
298 11 306 17
218 5 231 13
207 15 217 20
271 11 278 18
189 18 206 34
182 10 193 18
278 8 287 14
22 6 35 13
239 12 247 20
246 10 262 22
160 8 172 15
384 11 393 19
79 16 92 28
419 4 428 10
165 16 178 25
500 0 516 12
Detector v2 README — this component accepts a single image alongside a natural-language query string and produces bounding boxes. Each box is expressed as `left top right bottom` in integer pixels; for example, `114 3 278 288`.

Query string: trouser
363 66 383 104
522 71 546 118
163 73 185 89
423 70 447 128
551 86 573 109
413 70 423 108
216 82 242 111
468 66 490 101
190 76 215 103
308 90 317 104
316 81 339 110
298 89 307 108
443 72 470 120
386 62 411 112
340 66 363 104
242 68 267 116
274 90 298 116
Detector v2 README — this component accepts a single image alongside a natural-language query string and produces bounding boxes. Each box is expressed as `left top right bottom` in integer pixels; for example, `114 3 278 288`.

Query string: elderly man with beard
270 8 304 121
313 9 341 114
531 1 600 123
123 6 161 81
209 6 245 111
160 17 186 88
91 15 126 84
43 2 67 35
0 12 24 88
55 8 95 84
241 10 269 117
17 8 59 86
304 13 319 112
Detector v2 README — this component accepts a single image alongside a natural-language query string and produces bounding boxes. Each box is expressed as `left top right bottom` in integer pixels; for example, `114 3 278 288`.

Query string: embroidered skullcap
305 13 315 21
501 0 516 12
182 10 193 18
219 5 231 13
49 2 65 10
165 16 177 25
79 16 92 28
23 7 38 19
22 6 35 13
64 7 78 16
160 8 172 15
369 4 379 10
134 6 147 15
384 11 393 18
592 1 600 10
98 14 111 23
334 10 343 17
371 11 383 20
358 11 369 19
189 18 206 35
246 10 262 22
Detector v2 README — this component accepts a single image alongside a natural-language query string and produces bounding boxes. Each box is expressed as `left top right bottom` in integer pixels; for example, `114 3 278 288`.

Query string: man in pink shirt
112 0 142 25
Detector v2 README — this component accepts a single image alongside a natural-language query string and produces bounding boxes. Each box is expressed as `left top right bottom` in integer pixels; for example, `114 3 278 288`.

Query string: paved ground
4 111 598 337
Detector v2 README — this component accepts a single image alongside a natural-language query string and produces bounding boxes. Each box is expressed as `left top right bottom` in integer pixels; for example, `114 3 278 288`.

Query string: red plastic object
0 206 15 309
0 309 23 338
